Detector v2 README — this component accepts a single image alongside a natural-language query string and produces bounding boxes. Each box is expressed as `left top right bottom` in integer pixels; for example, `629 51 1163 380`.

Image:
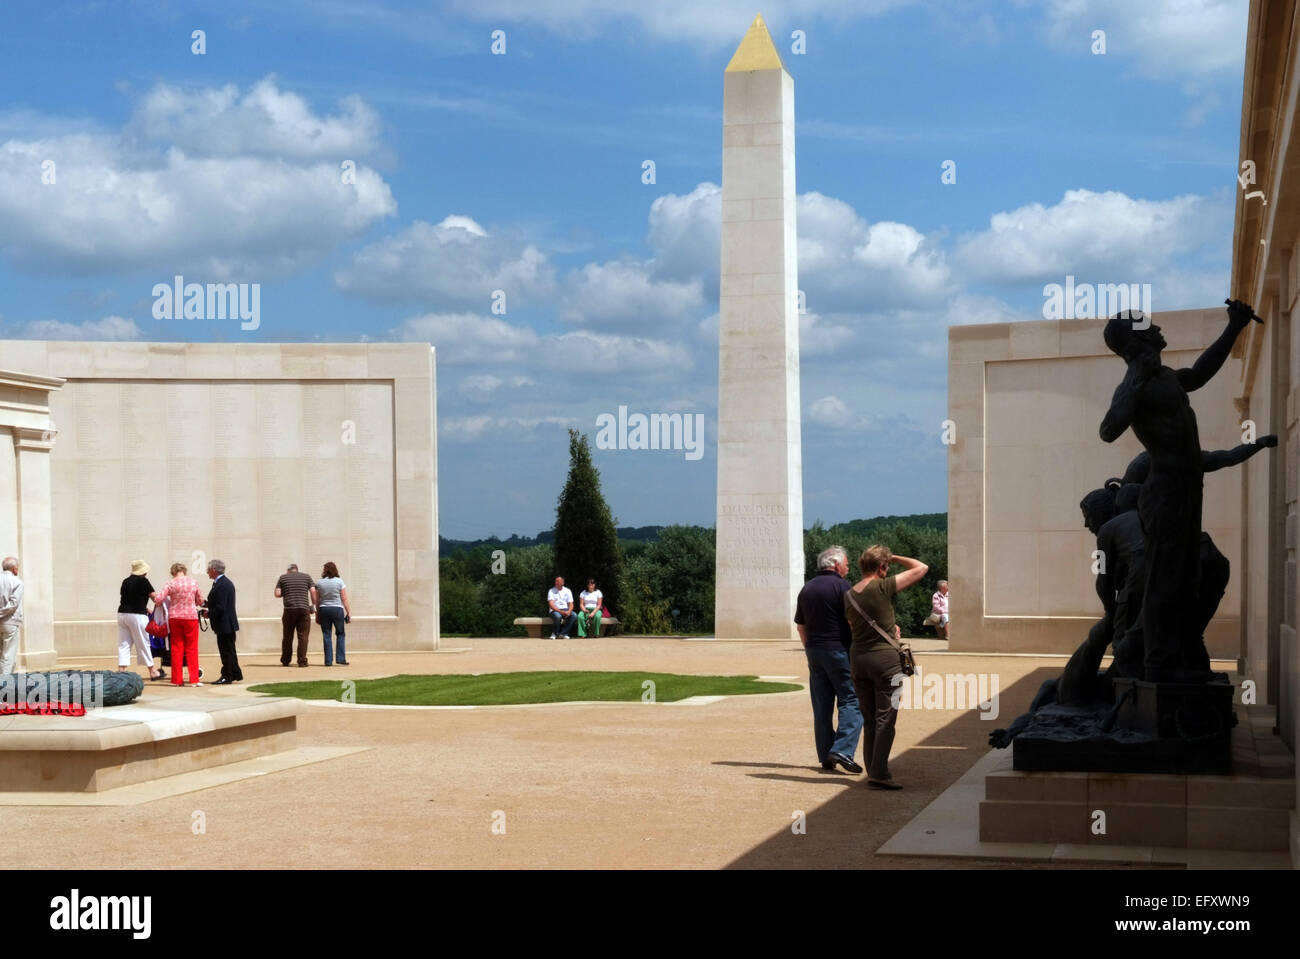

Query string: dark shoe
281 662 291 667
298 662 309 667
820 760 837 771
829 753 864 775
149 671 166 682
867 778 903 790
336 660 349 665
324 663 333 667
212 677 233 686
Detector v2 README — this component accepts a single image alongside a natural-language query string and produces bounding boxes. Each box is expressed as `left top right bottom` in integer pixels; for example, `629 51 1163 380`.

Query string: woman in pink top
152 563 204 686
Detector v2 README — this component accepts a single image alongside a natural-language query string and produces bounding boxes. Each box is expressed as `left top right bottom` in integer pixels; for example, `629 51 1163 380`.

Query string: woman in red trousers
152 563 204 686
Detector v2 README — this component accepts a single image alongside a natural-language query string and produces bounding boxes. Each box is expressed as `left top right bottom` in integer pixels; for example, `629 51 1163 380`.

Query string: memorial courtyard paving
7 638 1166 869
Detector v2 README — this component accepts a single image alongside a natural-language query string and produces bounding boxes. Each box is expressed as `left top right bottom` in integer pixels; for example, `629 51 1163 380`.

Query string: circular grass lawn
249 671 801 706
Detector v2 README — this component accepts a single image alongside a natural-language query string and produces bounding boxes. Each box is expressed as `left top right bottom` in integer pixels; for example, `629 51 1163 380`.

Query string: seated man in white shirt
546 577 577 639
577 579 603 638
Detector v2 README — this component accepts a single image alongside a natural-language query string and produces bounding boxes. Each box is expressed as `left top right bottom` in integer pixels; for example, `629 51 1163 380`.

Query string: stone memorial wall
0 341 438 656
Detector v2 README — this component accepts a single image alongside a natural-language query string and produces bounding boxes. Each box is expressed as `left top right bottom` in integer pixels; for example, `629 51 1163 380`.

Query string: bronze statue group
993 299 1270 748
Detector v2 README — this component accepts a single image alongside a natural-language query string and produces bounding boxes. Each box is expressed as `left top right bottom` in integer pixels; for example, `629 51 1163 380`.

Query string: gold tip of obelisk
725 13 787 73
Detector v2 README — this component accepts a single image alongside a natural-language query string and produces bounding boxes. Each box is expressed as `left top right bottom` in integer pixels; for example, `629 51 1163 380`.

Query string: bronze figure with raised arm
1099 301 1260 682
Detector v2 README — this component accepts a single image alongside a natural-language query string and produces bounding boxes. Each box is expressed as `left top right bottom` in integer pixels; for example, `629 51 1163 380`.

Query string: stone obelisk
715 14 803 639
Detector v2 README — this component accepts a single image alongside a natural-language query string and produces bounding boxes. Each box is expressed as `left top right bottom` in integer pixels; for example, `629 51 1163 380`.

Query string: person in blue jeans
311 562 351 666
794 546 864 774
546 577 578 639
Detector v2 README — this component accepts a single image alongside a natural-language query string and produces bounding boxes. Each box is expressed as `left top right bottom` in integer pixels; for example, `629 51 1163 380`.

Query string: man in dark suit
203 559 243 685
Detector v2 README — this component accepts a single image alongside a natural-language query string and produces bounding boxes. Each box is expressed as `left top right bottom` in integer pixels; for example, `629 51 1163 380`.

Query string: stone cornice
0 369 65 392
10 426 57 451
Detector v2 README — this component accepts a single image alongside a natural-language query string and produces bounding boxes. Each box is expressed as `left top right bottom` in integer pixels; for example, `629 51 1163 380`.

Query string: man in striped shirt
275 563 316 667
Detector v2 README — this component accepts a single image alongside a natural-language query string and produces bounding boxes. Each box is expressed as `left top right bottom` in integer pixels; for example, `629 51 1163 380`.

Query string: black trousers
216 631 242 681
850 643 903 781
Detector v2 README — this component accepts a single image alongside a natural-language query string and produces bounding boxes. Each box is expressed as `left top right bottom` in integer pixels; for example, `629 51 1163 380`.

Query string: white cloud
392 312 540 365
443 414 575 440
127 77 383 160
459 374 504 401
552 330 694 374
0 134 395 277
335 216 556 309
646 182 722 284
1042 0 1248 79
798 191 952 310
642 183 952 314
799 312 855 355
807 395 857 428
392 312 690 374
14 315 141 340
443 0 914 46
954 188 1229 285
560 258 704 328
941 292 1023 327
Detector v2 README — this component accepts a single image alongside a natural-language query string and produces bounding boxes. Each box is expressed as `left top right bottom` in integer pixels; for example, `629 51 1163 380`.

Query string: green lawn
248 671 802 705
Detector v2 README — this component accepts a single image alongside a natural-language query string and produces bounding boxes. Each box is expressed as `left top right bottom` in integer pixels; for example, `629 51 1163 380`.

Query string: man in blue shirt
794 546 863 774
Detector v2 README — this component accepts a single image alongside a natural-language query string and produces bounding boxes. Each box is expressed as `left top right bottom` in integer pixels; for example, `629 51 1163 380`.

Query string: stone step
980 793 1293 851
985 768 1296 808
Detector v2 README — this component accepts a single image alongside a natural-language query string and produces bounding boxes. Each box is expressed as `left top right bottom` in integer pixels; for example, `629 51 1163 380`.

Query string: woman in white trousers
118 560 164 681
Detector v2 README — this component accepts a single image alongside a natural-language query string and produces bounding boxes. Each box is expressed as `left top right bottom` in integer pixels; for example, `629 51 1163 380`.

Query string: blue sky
0 0 1247 538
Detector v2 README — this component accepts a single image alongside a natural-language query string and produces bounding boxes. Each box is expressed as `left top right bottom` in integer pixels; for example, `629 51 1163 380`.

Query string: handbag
923 612 941 627
845 587 916 676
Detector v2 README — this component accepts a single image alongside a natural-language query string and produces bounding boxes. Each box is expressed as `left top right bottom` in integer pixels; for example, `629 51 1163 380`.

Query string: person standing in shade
153 563 204 687
205 559 242 684
844 545 929 790
795 546 863 774
577 578 603 638
546 576 577 640
311 562 351 666
118 560 164 681
0 556 24 676
276 563 315 666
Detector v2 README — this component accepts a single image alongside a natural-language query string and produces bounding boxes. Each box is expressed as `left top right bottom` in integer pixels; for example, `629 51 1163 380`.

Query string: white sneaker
192 682 204 687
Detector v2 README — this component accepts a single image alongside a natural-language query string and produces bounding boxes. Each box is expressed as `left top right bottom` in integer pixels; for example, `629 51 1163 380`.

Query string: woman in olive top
118 560 164 681
311 562 351 667
843 545 928 789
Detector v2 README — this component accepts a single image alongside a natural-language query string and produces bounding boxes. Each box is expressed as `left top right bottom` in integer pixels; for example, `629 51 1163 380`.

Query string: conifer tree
552 428 623 614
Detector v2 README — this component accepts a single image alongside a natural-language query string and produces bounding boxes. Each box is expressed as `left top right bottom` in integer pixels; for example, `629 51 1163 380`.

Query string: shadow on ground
722 665 1060 869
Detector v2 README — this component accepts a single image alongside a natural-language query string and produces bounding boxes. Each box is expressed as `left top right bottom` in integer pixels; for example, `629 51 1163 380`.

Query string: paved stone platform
0 695 300 792
1 642 1278 869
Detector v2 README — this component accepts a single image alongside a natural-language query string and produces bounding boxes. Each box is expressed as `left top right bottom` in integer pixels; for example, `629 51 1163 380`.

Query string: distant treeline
440 513 947 637
440 526 666 555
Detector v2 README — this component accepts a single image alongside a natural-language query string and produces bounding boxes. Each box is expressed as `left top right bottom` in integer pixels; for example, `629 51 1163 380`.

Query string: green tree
619 525 714 633
481 543 556 635
802 517 948 637
552 428 623 614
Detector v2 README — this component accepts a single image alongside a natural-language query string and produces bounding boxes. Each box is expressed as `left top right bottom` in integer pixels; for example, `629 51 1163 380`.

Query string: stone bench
512 616 621 638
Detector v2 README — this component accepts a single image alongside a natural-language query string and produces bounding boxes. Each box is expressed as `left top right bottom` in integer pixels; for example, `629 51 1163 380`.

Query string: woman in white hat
118 560 164 681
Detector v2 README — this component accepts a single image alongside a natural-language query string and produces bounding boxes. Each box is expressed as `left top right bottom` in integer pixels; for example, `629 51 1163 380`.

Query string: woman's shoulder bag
845 587 916 676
